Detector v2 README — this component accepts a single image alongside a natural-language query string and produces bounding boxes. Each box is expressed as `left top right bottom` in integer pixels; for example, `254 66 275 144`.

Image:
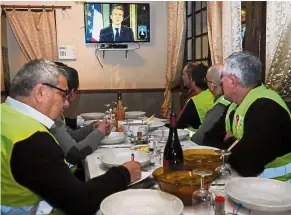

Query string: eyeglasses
42 83 69 100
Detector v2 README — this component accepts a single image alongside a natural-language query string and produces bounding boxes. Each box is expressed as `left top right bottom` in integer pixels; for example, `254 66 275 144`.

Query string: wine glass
192 169 214 213
214 150 232 186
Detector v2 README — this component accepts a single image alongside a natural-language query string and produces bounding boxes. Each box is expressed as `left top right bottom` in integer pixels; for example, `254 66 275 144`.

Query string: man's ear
33 84 46 103
229 75 240 87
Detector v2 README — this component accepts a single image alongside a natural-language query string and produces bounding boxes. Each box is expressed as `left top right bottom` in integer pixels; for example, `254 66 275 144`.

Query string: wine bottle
115 92 125 131
163 113 184 173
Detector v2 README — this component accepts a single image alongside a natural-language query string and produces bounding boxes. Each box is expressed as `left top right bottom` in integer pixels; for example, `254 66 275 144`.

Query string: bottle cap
215 196 225 202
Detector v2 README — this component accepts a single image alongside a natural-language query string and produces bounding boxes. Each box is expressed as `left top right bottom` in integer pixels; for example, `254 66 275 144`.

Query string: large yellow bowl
152 167 215 205
183 149 222 171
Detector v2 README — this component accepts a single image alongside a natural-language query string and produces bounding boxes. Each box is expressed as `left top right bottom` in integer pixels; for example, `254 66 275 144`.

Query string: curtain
265 13 291 101
5 9 58 61
161 2 186 118
207 1 242 64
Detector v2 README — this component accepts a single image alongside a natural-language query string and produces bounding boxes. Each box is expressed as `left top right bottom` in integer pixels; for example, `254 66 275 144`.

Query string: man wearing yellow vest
191 64 231 145
177 63 214 130
204 52 291 182
1 59 141 214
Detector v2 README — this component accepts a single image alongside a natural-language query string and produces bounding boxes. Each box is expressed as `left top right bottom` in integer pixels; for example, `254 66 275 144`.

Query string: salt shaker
214 196 225 215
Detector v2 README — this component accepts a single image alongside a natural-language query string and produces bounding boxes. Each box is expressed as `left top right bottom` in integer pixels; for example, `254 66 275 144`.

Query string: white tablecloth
85 139 291 215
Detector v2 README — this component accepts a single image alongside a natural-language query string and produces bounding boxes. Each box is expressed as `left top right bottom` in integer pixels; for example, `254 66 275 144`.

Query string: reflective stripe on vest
224 85 291 181
187 89 214 131
1 103 65 209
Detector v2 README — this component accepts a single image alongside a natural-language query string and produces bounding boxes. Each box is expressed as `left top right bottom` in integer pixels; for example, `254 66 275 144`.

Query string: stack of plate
80 112 105 120
99 150 149 168
125 111 146 119
225 177 291 212
100 189 184 215
152 129 189 141
100 132 126 145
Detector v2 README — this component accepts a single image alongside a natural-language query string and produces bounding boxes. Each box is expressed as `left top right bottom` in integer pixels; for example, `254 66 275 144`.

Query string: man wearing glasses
191 64 231 145
1 59 141 215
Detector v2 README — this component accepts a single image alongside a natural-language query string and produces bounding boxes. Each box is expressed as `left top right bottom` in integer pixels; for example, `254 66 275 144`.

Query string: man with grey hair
204 52 291 182
1 59 141 214
191 64 231 145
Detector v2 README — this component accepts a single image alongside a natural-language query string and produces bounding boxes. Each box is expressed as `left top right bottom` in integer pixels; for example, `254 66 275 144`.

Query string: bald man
191 64 232 145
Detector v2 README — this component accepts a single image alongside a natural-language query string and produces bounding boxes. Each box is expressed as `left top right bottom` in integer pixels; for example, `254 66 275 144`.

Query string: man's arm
191 104 228 145
227 99 291 177
11 132 130 215
50 122 105 165
177 100 201 129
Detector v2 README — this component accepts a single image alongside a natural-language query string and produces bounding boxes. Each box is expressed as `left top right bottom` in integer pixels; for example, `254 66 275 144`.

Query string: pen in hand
131 153 135 161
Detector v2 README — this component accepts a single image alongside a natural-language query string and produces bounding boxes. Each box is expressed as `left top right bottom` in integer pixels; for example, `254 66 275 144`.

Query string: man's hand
94 120 112 136
122 161 141 184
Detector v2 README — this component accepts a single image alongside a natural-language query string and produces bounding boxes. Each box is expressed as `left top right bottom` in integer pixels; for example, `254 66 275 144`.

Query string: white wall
6 1 168 90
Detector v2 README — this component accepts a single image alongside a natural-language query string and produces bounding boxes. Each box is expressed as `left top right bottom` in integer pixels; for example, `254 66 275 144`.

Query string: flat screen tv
84 3 150 43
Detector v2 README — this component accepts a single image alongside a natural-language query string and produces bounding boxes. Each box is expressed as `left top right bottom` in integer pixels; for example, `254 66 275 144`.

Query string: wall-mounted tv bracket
95 43 140 59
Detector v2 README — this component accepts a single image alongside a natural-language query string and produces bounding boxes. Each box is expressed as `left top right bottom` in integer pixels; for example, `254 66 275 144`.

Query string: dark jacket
99 25 134 42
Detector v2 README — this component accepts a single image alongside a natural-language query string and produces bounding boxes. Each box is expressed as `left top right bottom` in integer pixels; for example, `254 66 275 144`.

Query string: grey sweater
191 96 230 145
50 120 105 165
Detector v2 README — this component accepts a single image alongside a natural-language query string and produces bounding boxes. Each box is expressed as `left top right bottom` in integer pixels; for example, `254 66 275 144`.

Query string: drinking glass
192 169 214 213
214 150 231 186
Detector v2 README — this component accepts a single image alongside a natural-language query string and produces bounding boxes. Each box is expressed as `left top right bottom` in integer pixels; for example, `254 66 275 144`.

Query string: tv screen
84 3 150 43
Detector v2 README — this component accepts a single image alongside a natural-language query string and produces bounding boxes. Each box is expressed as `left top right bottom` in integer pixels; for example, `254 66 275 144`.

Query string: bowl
152 167 215 205
183 149 222 172
121 123 149 137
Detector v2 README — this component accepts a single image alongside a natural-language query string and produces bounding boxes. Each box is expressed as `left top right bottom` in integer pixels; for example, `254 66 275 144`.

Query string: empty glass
214 150 232 186
192 169 214 214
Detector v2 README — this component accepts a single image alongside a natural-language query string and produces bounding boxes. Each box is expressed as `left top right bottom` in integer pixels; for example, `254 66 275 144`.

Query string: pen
131 153 134 161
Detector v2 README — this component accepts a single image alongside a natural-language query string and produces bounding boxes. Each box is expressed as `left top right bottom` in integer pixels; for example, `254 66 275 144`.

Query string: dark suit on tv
99 25 134 42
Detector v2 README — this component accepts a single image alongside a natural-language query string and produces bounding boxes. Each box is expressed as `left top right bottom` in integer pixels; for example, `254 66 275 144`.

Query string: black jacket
99 25 134 42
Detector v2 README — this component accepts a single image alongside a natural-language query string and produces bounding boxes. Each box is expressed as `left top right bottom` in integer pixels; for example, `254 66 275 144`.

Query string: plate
80 112 105 120
100 189 184 215
152 129 189 140
125 111 146 119
99 150 149 168
82 120 97 126
147 120 165 130
101 132 125 145
225 177 291 212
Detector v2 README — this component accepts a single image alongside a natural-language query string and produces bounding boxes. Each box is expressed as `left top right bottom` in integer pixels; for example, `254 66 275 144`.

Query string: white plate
225 177 291 212
99 150 149 168
80 112 105 120
125 111 146 119
147 120 165 130
100 189 184 215
152 129 189 140
101 132 125 145
82 120 97 126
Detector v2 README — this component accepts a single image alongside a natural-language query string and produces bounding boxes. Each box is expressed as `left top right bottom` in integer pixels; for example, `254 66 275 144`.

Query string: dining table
85 135 291 215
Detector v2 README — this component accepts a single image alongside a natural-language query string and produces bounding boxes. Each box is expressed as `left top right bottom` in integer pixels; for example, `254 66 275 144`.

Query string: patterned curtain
5 9 58 61
265 15 291 101
207 1 242 64
161 2 186 118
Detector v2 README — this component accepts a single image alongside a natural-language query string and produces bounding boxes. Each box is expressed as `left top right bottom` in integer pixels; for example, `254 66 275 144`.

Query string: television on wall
84 3 150 43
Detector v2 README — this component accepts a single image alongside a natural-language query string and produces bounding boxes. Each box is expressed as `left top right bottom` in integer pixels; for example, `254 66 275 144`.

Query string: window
185 1 211 66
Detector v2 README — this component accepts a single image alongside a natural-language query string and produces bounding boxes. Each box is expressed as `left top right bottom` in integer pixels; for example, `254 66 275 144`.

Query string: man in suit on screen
99 5 134 42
